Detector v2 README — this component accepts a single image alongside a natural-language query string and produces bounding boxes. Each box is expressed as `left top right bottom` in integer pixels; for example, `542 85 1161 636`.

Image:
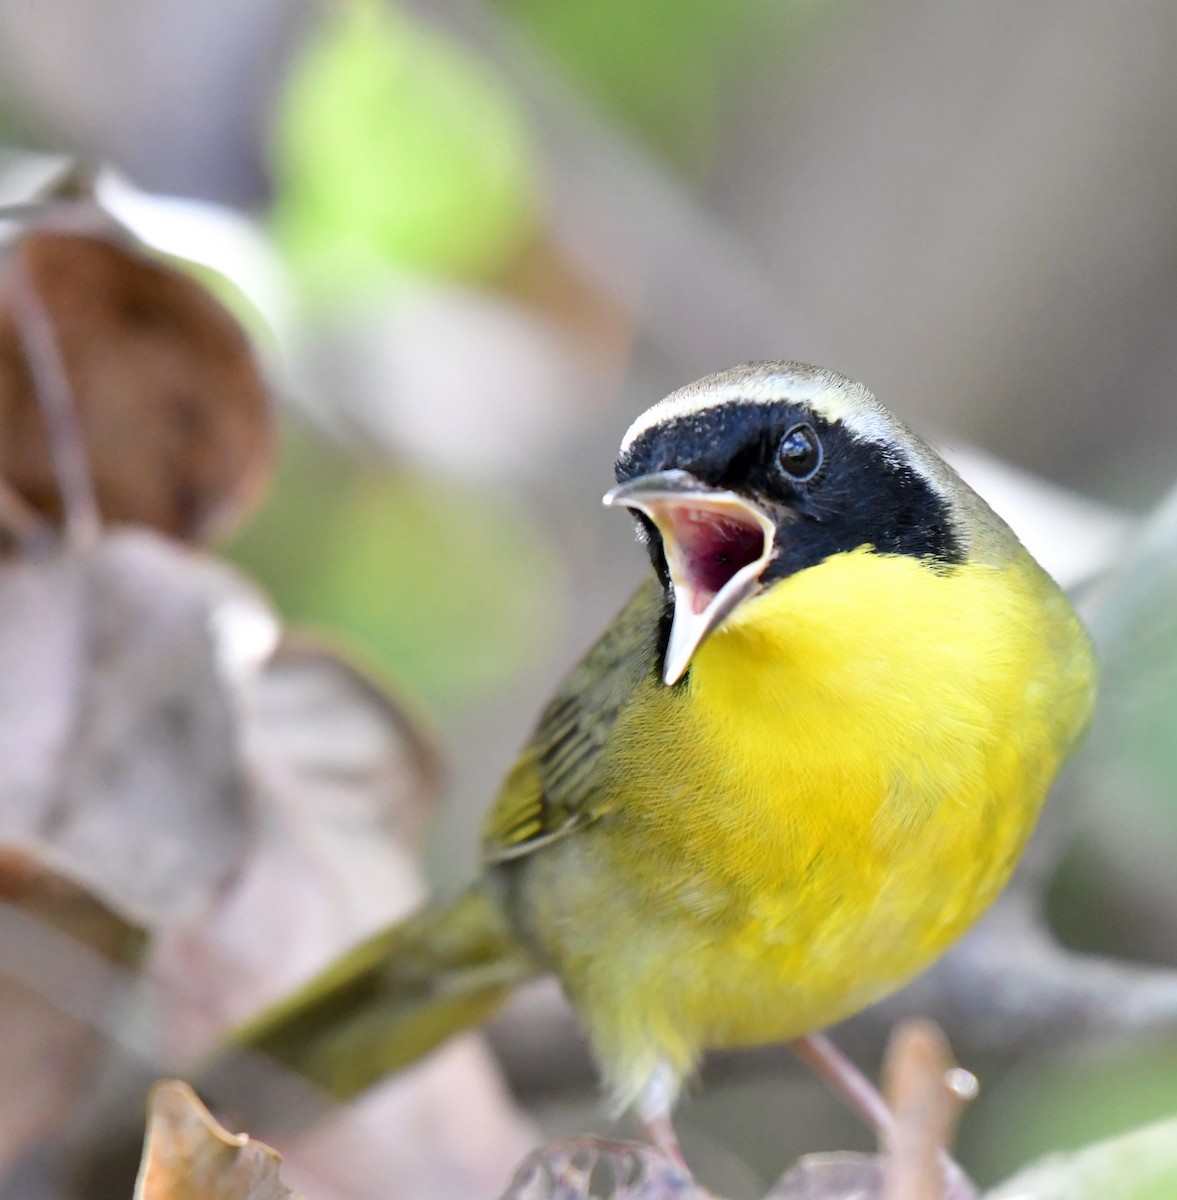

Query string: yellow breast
528 547 1094 1107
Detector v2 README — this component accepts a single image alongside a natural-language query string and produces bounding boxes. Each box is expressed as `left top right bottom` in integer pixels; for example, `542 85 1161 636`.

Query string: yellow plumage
508 549 1092 1110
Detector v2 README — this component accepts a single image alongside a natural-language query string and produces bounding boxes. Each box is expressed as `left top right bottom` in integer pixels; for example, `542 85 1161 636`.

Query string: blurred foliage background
2 1 1177 1195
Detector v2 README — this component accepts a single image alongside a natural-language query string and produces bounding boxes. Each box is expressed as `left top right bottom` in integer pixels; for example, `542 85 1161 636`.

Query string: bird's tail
222 881 537 1100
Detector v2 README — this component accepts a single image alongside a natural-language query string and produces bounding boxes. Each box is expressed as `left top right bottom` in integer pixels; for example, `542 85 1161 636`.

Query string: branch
3 256 101 546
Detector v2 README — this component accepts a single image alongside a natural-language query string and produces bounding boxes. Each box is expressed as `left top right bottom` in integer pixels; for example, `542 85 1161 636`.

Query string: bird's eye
778 423 822 481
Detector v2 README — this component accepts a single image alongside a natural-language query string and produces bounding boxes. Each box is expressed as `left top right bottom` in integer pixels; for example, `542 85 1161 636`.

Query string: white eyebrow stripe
619 361 944 497
621 363 886 451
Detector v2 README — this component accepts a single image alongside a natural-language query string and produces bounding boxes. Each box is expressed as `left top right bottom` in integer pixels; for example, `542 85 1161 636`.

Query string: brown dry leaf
0 523 275 1183
250 634 440 849
0 528 276 924
0 850 145 1174
148 636 536 1200
149 634 441 1051
0 207 272 543
135 1080 302 1200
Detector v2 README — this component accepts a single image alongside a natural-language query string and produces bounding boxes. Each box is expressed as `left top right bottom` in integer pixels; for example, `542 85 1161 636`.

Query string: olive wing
481 579 665 862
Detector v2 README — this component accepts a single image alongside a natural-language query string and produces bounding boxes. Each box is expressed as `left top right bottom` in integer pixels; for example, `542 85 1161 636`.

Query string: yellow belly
520 548 1095 1110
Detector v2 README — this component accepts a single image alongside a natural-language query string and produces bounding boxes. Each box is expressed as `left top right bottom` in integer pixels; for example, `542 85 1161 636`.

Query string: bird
226 360 1097 1162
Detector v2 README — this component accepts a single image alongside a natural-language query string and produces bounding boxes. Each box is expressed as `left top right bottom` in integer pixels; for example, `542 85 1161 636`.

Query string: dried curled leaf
135 1080 303 1200
0 205 272 543
0 529 276 924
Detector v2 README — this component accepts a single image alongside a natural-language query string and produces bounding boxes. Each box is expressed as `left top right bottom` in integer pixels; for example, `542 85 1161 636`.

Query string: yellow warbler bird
231 361 1096 1152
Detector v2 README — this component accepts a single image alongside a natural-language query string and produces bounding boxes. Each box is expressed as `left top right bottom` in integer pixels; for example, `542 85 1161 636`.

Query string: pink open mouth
604 473 775 684
653 504 770 615
630 490 774 683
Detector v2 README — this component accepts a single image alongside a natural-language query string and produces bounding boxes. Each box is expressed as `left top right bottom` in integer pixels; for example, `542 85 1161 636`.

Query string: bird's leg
789 1032 897 1136
642 1113 687 1166
789 1032 976 1200
635 1060 689 1167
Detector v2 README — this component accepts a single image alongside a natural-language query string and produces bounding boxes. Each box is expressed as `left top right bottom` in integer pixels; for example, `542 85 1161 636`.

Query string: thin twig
4 255 101 547
882 1020 976 1200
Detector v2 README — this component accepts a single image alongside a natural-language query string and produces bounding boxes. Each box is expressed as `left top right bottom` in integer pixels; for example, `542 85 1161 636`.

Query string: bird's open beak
604 470 776 685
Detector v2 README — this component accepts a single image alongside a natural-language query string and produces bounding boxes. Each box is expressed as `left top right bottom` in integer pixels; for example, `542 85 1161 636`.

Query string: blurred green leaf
1082 487 1177 808
272 0 538 297
965 1043 1177 1188
1050 485 1177 961
497 0 828 175
307 471 561 705
229 425 563 709
986 1111 1177 1200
